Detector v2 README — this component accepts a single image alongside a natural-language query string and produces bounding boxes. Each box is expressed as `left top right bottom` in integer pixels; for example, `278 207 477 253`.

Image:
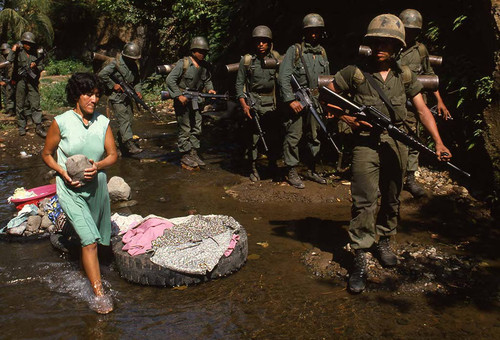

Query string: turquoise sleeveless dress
54 110 111 247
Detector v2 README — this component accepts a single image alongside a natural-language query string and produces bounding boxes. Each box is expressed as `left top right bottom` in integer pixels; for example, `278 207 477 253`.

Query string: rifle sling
362 71 417 138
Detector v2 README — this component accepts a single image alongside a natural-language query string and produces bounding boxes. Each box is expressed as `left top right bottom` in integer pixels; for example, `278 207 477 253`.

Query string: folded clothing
122 217 174 256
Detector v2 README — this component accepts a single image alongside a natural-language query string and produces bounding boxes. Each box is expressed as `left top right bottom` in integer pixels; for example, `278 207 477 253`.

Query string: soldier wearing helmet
98 42 143 155
0 43 15 116
8 32 47 137
325 14 451 293
278 13 330 189
398 9 451 198
166 36 216 169
235 25 282 181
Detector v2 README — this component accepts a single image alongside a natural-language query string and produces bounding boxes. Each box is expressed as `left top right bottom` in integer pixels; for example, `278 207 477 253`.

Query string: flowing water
0 113 498 339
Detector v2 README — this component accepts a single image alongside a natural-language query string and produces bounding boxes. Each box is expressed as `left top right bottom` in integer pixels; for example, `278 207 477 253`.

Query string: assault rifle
291 74 341 154
243 90 269 152
109 73 161 121
19 47 56 80
319 86 470 177
160 90 230 111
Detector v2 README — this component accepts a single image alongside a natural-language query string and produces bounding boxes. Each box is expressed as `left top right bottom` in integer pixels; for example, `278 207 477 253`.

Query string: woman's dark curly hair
65 72 104 107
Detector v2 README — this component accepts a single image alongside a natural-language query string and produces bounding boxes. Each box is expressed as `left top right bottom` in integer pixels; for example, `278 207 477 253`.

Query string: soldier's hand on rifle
208 89 216 94
11 44 18 52
435 143 452 162
30 62 36 69
178 95 188 106
113 84 123 92
436 101 451 120
137 92 143 100
340 115 372 129
289 100 303 114
239 98 252 119
0 81 5 86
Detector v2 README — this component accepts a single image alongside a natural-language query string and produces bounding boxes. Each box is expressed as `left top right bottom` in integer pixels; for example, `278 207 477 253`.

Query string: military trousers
110 100 134 143
1 83 15 113
406 109 420 172
174 99 202 153
282 108 321 167
349 133 408 250
15 78 42 128
246 108 281 162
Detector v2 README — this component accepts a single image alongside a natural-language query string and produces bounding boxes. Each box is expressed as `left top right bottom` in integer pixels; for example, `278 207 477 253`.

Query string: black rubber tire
112 227 248 287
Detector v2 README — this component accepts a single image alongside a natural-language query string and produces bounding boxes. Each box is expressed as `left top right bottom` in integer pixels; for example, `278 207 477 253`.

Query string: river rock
40 215 52 230
8 222 26 235
27 215 42 232
108 176 131 202
66 154 92 182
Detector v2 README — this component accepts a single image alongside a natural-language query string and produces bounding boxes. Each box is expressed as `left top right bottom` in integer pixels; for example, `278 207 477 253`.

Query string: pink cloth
122 217 173 256
224 234 240 257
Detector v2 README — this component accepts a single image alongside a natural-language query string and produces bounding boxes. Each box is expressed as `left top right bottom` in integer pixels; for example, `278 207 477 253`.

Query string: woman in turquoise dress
42 73 118 314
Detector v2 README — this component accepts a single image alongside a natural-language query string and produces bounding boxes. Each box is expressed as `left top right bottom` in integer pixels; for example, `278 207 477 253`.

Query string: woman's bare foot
89 281 114 314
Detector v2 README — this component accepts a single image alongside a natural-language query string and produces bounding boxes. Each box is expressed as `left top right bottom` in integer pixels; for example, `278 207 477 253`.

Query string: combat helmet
122 42 141 59
0 43 10 53
190 36 209 51
303 13 325 29
252 25 272 40
364 14 406 47
21 32 36 44
399 9 423 29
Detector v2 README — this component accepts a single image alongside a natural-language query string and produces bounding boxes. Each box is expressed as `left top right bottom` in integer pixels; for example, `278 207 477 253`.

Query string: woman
42 73 118 314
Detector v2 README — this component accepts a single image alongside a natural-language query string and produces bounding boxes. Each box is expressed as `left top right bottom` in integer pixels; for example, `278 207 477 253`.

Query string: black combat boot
348 249 367 293
404 171 426 198
190 149 205 167
126 140 142 155
35 124 47 138
249 162 260 182
303 169 327 184
181 151 198 168
376 236 398 267
287 167 304 189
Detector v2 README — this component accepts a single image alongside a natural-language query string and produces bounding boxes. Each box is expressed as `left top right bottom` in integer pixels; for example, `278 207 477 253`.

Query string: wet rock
40 215 52 230
47 225 56 233
43 170 57 182
66 154 92 182
27 215 42 232
108 176 131 202
113 200 137 209
8 222 26 235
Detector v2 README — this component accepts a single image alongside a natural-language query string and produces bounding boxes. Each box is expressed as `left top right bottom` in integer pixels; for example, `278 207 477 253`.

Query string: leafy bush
40 79 69 114
44 58 91 76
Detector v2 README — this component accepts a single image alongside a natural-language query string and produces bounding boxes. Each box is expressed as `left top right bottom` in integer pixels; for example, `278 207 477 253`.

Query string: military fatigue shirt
166 57 214 98
334 64 423 124
0 54 11 79
98 55 142 103
398 42 435 76
278 42 329 103
235 51 278 112
7 48 44 82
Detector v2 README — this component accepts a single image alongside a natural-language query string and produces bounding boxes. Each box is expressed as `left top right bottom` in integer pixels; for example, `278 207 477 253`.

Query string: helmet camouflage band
122 42 141 59
364 14 406 47
399 9 423 29
190 36 209 51
252 25 272 40
303 13 325 29
21 32 36 44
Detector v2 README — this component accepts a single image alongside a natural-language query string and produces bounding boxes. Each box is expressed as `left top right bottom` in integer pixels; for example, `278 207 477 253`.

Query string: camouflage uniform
235 51 281 167
0 52 15 114
99 55 142 147
7 47 44 133
166 57 214 154
333 63 422 249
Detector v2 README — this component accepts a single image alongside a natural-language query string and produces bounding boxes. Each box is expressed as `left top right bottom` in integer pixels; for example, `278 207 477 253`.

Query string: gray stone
27 215 42 232
47 225 56 233
8 222 26 235
108 176 131 202
40 215 52 230
66 154 92 183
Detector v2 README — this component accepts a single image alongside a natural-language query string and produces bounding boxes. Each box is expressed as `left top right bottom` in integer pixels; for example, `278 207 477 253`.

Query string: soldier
8 32 46 137
399 9 451 198
235 25 281 181
325 14 451 293
278 13 330 189
166 36 216 168
0 43 15 116
99 42 143 155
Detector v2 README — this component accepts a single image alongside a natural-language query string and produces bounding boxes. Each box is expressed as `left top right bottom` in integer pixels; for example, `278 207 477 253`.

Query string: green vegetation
44 58 91 76
40 78 68 115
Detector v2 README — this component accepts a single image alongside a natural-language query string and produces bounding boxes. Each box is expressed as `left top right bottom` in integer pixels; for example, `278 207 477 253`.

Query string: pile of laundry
1 195 66 237
111 213 242 275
